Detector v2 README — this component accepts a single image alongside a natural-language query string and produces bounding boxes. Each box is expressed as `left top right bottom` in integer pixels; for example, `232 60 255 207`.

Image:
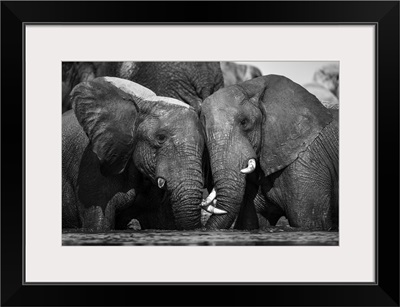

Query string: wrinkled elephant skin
63 77 204 231
201 75 339 231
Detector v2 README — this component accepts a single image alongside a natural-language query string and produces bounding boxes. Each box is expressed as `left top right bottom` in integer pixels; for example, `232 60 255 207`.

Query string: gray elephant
314 63 339 98
62 62 97 113
200 75 338 231
62 62 224 113
62 77 206 231
302 63 340 109
220 62 262 86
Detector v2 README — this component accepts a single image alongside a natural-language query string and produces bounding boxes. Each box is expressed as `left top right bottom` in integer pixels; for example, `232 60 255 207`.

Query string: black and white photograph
62 61 339 246
3 0 399 305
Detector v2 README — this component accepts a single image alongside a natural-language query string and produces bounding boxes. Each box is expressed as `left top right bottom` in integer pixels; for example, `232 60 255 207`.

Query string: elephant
313 63 339 98
62 62 97 113
62 62 224 113
62 77 206 231
200 74 339 231
220 62 262 86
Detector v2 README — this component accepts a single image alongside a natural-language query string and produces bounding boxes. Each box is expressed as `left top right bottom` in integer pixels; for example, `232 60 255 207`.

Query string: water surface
63 228 338 246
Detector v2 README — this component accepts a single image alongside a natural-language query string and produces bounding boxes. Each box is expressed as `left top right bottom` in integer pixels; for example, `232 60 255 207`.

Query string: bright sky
237 61 339 86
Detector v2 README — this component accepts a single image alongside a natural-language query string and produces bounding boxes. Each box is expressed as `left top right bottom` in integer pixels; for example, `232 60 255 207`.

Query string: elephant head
201 74 333 229
70 77 205 229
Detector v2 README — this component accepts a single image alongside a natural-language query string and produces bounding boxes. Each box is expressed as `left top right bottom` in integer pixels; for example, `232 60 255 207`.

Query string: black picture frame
1 1 399 306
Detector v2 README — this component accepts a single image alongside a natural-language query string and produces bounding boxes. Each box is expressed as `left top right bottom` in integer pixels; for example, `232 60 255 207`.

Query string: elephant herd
62 62 339 232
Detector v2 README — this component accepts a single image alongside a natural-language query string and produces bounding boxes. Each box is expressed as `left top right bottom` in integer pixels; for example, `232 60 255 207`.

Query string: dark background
1 1 399 306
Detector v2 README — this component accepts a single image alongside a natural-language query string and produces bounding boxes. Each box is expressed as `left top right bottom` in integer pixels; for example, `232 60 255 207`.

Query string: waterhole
62 228 338 246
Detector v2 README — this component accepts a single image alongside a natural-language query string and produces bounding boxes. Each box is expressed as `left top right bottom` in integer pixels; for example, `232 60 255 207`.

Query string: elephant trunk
205 140 255 229
205 168 246 229
170 179 203 230
161 159 204 230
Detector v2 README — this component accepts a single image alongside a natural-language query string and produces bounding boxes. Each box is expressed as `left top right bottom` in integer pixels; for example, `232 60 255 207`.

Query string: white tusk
200 188 216 207
157 178 165 189
201 199 228 215
200 189 227 215
240 158 256 174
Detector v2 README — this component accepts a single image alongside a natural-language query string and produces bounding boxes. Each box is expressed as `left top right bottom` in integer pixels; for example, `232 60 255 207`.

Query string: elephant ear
245 75 333 176
70 77 155 176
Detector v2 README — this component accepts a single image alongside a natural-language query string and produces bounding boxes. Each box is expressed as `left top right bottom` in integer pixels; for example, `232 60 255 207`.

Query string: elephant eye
156 134 167 143
240 118 248 127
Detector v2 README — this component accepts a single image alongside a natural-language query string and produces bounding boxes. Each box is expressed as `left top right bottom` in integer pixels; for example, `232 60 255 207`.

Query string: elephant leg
234 174 259 230
254 190 283 226
81 206 114 231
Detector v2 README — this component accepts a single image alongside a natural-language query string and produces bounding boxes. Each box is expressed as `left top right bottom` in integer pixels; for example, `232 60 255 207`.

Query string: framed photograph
2 1 398 306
